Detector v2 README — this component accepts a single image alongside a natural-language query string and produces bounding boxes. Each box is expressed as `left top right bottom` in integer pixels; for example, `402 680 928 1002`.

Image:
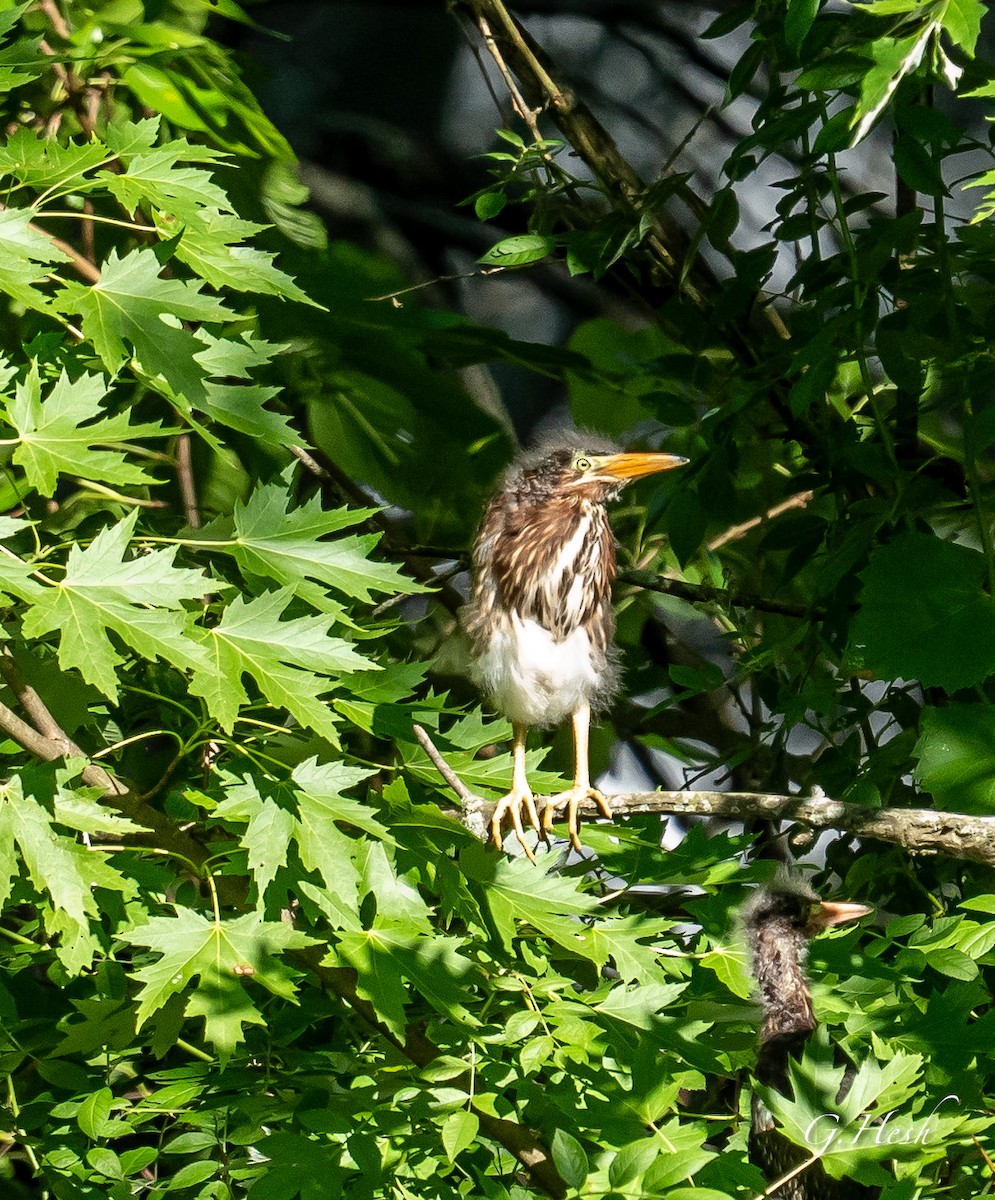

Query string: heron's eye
575 456 592 471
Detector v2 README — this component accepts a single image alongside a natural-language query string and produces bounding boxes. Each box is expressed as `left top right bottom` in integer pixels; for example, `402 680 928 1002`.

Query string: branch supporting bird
743 878 875 1200
463 430 687 858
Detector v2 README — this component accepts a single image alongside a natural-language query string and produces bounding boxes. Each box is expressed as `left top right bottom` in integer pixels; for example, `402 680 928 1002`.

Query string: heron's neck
752 922 815 1087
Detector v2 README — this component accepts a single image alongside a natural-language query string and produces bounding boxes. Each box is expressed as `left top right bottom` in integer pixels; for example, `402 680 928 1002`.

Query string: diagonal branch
458 0 709 302
0 649 213 866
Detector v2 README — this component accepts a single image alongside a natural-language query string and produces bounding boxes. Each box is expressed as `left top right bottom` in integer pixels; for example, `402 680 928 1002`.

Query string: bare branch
418 726 984 863
412 723 490 841
174 433 201 529
458 788 995 866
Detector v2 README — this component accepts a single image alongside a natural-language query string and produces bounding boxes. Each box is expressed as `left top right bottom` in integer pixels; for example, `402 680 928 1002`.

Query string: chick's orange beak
810 900 873 933
595 452 689 482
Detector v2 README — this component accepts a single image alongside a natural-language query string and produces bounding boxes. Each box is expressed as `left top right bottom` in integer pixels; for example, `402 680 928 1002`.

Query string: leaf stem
820 102 899 476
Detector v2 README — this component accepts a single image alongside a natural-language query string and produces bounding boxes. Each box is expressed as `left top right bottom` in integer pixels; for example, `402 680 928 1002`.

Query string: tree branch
426 771 995 866
0 649 215 868
460 0 705 300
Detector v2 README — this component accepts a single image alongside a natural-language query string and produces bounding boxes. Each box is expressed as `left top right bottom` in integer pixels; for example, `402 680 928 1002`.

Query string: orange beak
809 900 873 933
593 452 689 482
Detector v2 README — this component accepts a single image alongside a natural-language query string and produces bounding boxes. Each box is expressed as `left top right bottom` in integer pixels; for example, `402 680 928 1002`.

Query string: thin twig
39 0 70 40
476 12 545 141
0 648 127 796
707 490 815 552
413 723 480 806
366 265 506 305
412 723 489 842
617 569 822 620
175 433 201 529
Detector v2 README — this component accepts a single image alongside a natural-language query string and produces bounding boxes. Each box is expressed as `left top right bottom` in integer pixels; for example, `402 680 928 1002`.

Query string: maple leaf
0 208 73 314
292 756 388 848
222 482 424 605
122 908 317 1053
212 776 295 902
190 589 369 742
160 207 317 304
0 776 133 972
0 126 108 192
101 139 232 220
2 364 168 495
460 842 602 960
21 510 211 699
54 248 236 404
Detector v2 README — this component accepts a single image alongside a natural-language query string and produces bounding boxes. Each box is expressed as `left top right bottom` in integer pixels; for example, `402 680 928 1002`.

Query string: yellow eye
575 456 592 471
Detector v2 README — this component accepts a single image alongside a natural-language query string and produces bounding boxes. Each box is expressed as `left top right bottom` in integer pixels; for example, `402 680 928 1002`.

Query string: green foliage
0 1 993 1198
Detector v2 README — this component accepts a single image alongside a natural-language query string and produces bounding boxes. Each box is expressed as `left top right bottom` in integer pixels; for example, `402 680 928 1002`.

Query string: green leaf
101 134 232 220
77 1087 113 1140
441 1110 479 1162
191 590 366 742
162 207 318 305
914 703 995 813
460 843 603 960
213 779 294 902
595 982 688 1031
785 0 820 54
122 909 316 1052
0 777 133 966
927 947 978 980
292 757 387 842
0 126 108 193
0 208 73 313
852 31 933 144
336 918 477 1034
54 785 148 837
850 532 995 691
225 482 424 605
640 1121 716 1188
474 190 506 220
21 510 211 700
478 233 558 267
86 1147 123 1179
939 0 984 54
550 1128 589 1191
608 1137 660 1188
894 133 948 196
54 248 236 402
3 365 167 496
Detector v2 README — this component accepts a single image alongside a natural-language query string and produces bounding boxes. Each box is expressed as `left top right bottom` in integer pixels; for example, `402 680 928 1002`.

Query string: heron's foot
491 786 542 862
542 786 612 852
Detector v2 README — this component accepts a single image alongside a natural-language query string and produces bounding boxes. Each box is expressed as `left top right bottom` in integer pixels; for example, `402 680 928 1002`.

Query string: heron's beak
594 452 689 482
810 900 873 932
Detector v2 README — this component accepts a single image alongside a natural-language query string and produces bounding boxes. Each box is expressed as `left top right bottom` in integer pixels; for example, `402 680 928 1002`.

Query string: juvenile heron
743 879 874 1199
464 431 686 857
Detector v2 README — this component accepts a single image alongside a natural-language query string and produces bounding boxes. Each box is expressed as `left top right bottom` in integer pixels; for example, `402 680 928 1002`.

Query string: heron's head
743 878 872 948
513 439 687 505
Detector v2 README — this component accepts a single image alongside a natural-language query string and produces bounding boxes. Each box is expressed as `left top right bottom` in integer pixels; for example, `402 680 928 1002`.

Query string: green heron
743 879 875 1199
464 432 686 857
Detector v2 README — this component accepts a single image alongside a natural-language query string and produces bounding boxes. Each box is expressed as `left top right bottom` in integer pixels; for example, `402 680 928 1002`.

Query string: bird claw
543 786 612 852
491 787 543 861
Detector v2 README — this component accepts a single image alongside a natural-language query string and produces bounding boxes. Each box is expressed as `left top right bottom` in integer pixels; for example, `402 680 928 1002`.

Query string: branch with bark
414 725 995 866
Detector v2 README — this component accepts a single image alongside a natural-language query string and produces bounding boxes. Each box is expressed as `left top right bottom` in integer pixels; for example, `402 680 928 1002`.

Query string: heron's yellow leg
491 723 541 861
543 702 612 851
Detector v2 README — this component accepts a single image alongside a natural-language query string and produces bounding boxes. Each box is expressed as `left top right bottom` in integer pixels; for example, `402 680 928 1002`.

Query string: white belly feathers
475 613 601 728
